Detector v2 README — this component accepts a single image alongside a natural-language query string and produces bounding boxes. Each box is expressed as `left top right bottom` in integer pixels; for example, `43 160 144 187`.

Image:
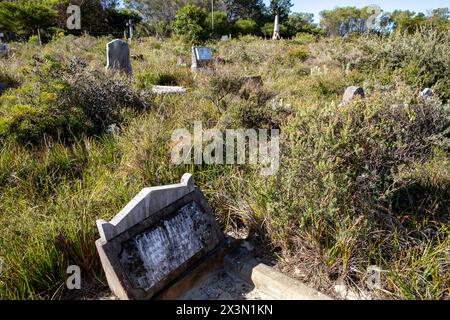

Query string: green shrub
0 58 151 144
290 32 317 45
234 19 258 36
172 4 208 44
285 45 310 61
136 72 178 88
206 11 231 38
357 28 450 102
28 35 39 44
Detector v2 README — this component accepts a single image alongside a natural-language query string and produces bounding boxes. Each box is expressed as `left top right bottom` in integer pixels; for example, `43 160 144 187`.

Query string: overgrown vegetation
0 24 449 301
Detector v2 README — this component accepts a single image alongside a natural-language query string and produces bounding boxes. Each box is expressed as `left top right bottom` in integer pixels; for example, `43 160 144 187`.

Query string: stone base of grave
152 85 187 95
154 236 240 300
223 246 332 300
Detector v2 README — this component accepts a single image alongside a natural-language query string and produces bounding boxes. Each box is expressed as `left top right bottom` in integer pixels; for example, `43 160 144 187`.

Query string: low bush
357 28 450 102
0 57 151 145
234 19 258 36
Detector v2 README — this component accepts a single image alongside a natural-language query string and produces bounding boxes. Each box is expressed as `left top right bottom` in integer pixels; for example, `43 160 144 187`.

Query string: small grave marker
0 83 9 95
343 86 365 105
191 46 213 70
420 88 433 98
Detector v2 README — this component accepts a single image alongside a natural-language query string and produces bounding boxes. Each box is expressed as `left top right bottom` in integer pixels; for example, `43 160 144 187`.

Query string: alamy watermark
66 265 81 290
365 5 382 31
171 122 280 176
66 5 81 30
367 265 382 290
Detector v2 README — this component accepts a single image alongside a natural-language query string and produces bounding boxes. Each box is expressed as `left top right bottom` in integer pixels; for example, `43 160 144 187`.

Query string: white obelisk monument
272 14 281 40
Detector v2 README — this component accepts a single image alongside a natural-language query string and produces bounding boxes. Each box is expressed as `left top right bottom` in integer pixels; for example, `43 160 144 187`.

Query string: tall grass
0 31 449 299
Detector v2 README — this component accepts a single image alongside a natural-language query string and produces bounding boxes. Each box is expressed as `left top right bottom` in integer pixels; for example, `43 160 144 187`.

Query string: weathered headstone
221 35 229 41
106 39 132 76
176 56 188 67
420 88 433 98
191 46 213 71
95 173 231 300
0 83 9 95
343 86 365 105
0 37 9 58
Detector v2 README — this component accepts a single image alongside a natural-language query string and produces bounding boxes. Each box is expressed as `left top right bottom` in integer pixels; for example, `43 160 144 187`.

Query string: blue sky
288 0 450 22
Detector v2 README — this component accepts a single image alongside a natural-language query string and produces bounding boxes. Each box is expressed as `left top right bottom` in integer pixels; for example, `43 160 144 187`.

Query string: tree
223 0 265 22
427 8 450 29
268 0 293 24
105 8 143 34
287 12 313 32
0 1 57 43
389 10 416 31
172 4 208 44
234 19 258 35
124 0 223 22
206 11 232 37
320 6 381 36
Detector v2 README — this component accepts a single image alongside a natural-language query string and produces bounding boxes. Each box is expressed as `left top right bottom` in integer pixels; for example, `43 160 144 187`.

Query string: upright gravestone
95 173 230 300
0 33 9 58
343 86 365 105
191 46 213 71
420 88 433 98
0 83 9 95
106 39 132 76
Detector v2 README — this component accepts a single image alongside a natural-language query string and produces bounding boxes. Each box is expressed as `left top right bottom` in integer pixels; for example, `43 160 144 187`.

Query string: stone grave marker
0 82 9 95
343 86 365 105
420 88 433 98
95 173 231 300
0 33 9 58
191 46 213 70
106 39 132 76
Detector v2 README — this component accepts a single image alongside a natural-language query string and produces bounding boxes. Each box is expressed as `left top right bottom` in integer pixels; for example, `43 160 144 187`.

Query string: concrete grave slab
152 85 187 95
95 174 232 300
